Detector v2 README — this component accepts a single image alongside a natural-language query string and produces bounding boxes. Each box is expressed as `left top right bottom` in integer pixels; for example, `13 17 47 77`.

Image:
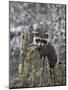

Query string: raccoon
32 27 57 84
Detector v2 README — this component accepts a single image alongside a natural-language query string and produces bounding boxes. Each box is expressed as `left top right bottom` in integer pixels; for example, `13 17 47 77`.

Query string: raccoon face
32 30 48 47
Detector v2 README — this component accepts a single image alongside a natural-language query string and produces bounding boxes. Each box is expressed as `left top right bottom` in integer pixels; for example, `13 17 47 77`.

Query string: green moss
18 63 24 74
18 46 37 86
26 46 36 56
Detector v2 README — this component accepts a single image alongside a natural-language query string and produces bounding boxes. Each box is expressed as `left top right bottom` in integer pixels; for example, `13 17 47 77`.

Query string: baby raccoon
32 27 57 83
32 28 57 67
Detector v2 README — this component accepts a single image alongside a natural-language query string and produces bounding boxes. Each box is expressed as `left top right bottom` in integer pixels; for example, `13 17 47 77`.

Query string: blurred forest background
9 1 66 88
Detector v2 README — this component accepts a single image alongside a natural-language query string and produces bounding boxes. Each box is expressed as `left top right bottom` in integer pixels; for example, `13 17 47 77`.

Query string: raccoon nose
40 44 42 47
39 43 42 47
38 42 42 46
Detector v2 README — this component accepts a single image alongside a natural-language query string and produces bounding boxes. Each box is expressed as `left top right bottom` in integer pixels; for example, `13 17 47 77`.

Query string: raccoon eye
32 31 39 36
42 39 47 44
35 39 41 43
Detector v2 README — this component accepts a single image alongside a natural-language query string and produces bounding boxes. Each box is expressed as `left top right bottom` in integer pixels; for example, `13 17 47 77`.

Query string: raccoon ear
44 33 49 38
45 32 49 35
